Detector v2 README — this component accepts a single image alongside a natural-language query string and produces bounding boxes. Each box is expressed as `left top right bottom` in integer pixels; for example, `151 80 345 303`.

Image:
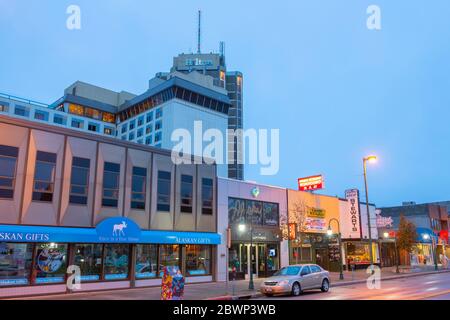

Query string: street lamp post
327 218 344 280
363 155 377 271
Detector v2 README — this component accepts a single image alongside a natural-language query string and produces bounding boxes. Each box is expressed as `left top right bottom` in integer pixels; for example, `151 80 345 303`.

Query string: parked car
260 264 330 297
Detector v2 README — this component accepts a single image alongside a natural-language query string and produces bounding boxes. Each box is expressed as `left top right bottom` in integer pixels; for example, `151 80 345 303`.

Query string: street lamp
363 155 377 272
238 222 254 290
422 233 438 271
327 218 344 280
383 232 400 273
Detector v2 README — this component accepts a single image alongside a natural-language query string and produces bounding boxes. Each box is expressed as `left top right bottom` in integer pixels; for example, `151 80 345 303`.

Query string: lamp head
383 232 389 239
327 227 333 237
365 155 378 163
238 224 246 233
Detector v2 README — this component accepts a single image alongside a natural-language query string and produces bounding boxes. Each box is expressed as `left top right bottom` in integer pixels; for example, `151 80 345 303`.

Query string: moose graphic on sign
112 221 128 237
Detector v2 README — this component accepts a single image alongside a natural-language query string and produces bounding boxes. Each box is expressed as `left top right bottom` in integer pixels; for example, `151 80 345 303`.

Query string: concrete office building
0 115 220 298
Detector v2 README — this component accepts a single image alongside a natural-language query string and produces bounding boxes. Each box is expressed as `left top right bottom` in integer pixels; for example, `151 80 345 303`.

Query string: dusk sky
1 0 449 207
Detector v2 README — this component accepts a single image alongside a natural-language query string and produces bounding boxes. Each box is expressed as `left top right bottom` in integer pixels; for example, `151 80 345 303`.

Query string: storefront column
129 245 136 288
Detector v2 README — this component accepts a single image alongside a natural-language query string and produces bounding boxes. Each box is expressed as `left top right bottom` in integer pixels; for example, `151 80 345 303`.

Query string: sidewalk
13 265 450 300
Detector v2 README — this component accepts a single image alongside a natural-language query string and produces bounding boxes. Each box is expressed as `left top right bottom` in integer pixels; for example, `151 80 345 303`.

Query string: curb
206 269 450 300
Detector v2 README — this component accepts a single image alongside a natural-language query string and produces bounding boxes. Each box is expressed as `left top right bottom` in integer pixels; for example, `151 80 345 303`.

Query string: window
34 243 68 284
275 266 301 276
155 108 162 119
201 178 213 215
145 136 152 145
71 118 84 129
128 132 135 140
121 135 127 141
135 245 158 279
137 116 144 127
180 175 193 213
85 108 101 120
129 120 135 130
0 243 33 286
104 127 114 136
300 266 311 276
137 128 143 138
131 167 147 210
155 121 162 131
88 123 98 132
34 110 49 121
32 151 57 202
102 112 115 124
263 203 279 226
69 157 90 205
73 244 103 281
102 162 120 207
146 113 153 123
14 105 29 117
157 171 171 212
146 125 152 135
184 245 211 276
311 265 322 273
0 102 9 113
103 244 130 280
0 145 19 199
53 114 66 125
121 124 127 134
159 245 180 276
69 104 84 116
155 132 162 143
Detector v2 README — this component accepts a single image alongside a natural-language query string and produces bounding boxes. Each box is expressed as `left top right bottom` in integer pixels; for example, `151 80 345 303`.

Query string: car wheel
291 282 302 296
321 279 330 292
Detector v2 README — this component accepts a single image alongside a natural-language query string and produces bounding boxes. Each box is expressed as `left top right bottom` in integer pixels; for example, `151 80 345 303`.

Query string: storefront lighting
326 227 333 237
383 232 389 239
238 224 246 233
422 234 430 240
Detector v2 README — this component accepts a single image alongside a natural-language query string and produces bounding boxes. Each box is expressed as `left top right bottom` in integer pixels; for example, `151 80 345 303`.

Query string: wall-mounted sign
251 187 260 198
288 223 297 240
341 189 362 239
307 208 326 219
298 175 324 191
305 218 327 232
375 210 393 228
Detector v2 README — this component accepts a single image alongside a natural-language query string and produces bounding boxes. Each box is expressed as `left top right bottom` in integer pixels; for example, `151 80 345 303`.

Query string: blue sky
1 0 450 207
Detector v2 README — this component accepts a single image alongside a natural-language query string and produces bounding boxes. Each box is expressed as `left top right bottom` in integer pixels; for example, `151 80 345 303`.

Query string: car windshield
274 266 301 276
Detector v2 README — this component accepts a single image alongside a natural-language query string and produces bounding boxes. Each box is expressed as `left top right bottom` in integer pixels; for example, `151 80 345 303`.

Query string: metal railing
0 92 50 108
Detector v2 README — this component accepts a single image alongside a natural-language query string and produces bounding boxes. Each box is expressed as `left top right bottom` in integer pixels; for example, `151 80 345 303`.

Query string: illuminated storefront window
184 245 211 276
73 244 103 281
84 107 101 120
0 243 33 286
159 245 180 276
103 244 130 280
33 243 68 284
102 112 116 124
135 245 158 279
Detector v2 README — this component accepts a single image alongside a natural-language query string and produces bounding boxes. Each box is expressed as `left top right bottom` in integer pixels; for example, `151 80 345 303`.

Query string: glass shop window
102 162 120 208
135 245 158 279
32 243 68 284
184 245 211 276
0 145 19 199
157 171 171 212
103 244 130 280
73 244 103 281
0 243 33 286
131 167 147 210
32 151 57 202
159 245 180 277
69 157 90 205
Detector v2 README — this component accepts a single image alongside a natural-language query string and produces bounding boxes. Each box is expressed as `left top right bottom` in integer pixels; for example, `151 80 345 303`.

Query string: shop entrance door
240 244 267 279
315 248 329 270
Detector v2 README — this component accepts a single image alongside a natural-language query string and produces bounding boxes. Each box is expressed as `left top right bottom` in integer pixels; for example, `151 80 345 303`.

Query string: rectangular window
155 121 162 131
155 108 162 119
88 123 98 132
103 244 130 280
85 108 102 120
201 178 214 215
0 145 19 199
155 132 162 143
32 151 57 202
184 245 211 276
0 102 9 113
137 128 143 138
102 162 120 207
135 245 158 279
157 171 171 212
69 157 90 205
34 110 49 121
0 243 33 286
145 136 152 145
146 125 152 135
129 120 135 130
69 104 84 116
180 175 193 213
104 127 114 136
53 114 66 125
121 124 128 134
71 118 84 129
34 243 68 284
102 112 115 123
137 116 144 127
159 245 180 276
73 244 103 282
14 105 29 117
128 132 135 140
131 167 147 210
263 203 279 226
146 113 153 123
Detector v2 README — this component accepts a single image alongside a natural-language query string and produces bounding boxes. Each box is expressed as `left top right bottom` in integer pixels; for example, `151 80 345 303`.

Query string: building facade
0 115 220 298
217 178 288 282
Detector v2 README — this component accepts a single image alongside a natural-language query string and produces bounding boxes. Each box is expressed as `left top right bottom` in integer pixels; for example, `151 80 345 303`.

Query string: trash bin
161 266 185 300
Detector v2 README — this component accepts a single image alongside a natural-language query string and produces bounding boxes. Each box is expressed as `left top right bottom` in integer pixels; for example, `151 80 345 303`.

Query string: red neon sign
298 175 324 191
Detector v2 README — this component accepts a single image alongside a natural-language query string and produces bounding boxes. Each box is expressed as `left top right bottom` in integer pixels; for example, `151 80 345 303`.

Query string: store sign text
0 232 50 242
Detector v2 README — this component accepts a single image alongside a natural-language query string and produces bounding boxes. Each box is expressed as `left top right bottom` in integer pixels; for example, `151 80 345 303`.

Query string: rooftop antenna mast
197 10 202 54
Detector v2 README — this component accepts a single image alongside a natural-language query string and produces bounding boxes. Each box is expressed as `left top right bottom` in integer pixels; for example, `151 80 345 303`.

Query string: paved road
257 272 450 300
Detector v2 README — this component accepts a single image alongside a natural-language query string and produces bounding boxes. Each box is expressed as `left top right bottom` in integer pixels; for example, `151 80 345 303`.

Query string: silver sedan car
260 264 330 297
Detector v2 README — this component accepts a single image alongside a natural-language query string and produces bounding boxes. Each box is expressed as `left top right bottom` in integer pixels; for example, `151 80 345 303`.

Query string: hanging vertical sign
341 189 362 240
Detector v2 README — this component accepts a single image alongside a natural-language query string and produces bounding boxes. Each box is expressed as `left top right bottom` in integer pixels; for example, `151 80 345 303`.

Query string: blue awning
0 222 221 245
416 227 438 243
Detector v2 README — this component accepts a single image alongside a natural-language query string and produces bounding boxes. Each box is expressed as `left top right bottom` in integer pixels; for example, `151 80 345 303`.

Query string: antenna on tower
197 10 202 54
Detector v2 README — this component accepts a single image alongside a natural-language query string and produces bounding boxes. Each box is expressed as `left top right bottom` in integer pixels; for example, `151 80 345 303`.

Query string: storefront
343 240 379 270
0 217 220 297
